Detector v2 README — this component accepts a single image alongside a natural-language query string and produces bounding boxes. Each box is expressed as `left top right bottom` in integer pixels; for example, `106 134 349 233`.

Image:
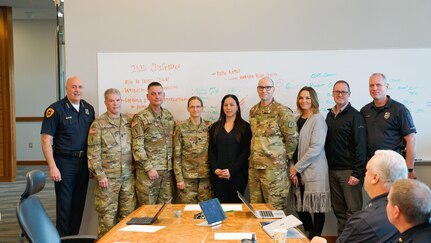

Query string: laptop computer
126 198 172 225
262 215 303 238
198 198 227 226
237 191 286 219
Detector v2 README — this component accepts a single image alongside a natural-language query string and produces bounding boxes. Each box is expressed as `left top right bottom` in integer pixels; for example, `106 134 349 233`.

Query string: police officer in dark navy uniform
41 76 95 236
387 179 431 243
360 73 417 179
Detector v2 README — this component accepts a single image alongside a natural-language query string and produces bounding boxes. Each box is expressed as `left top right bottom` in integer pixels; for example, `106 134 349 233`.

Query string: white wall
64 0 431 236
14 20 57 161
65 0 431 113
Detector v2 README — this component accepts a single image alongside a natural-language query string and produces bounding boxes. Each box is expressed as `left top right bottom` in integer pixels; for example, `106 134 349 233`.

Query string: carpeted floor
0 166 55 243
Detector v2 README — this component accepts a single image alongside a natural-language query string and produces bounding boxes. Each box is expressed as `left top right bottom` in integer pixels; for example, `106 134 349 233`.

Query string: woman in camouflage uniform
173 96 213 203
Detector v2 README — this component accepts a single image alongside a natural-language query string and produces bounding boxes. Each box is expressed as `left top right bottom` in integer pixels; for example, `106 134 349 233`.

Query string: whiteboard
97 49 431 160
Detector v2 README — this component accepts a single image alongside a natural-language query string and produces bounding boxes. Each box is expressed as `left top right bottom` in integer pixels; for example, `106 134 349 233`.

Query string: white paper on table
184 204 201 211
221 204 242 211
214 232 255 240
119 225 165 232
196 221 222 227
183 204 242 211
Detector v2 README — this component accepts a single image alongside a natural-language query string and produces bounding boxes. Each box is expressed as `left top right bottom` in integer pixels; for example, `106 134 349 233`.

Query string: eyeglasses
333 91 350 96
257 86 273 91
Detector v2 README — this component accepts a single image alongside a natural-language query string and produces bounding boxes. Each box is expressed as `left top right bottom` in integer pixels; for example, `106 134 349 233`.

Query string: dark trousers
329 169 363 235
296 180 325 238
54 155 89 236
297 211 325 238
211 172 247 203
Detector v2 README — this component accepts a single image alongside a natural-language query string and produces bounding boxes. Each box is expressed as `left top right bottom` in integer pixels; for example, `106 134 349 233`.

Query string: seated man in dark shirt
386 179 431 243
336 150 408 243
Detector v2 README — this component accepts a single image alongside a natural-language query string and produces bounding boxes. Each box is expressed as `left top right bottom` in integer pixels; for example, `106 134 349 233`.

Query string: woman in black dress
209 94 252 203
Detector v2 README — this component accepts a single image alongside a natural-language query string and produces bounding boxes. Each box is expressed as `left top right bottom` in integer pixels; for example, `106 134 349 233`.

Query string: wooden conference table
98 203 310 243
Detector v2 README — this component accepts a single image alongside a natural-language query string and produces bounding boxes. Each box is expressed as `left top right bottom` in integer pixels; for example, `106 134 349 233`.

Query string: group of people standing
41 73 429 242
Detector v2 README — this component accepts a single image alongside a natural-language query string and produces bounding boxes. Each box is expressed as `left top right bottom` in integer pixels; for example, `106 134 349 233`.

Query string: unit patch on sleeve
45 108 55 118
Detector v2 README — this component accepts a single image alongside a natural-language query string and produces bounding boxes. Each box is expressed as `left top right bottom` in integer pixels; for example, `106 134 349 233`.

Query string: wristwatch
408 168 414 172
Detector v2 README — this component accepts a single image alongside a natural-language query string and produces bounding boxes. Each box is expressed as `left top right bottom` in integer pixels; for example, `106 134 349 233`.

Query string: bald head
65 76 83 104
257 77 275 105
258 77 274 86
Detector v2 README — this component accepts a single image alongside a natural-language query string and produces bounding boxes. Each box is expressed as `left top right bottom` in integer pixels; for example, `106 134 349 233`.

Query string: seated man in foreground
386 178 431 243
336 150 407 243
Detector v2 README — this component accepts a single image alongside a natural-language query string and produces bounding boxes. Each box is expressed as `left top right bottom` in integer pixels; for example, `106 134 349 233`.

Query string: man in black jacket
325 80 367 235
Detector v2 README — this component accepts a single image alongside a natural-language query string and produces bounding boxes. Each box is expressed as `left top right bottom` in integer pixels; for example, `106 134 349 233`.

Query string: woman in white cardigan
290 86 331 239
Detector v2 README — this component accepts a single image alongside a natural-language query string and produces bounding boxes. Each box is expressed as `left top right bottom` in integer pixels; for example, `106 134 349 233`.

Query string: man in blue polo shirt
41 76 95 236
360 73 417 179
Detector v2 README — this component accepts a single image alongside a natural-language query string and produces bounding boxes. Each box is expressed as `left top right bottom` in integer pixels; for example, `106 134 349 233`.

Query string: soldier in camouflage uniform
173 96 213 203
132 82 175 205
249 77 298 210
87 88 136 238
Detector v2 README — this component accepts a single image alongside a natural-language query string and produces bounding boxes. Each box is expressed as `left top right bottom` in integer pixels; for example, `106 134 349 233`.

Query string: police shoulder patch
45 108 55 118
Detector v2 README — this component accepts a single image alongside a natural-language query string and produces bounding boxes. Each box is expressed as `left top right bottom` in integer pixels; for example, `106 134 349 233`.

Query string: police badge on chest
384 112 390 119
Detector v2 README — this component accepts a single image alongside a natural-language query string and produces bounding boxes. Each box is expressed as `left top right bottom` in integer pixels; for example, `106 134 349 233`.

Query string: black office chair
16 170 96 243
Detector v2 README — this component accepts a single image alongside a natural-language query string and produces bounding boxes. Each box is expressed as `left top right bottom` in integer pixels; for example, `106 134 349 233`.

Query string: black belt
54 149 86 158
